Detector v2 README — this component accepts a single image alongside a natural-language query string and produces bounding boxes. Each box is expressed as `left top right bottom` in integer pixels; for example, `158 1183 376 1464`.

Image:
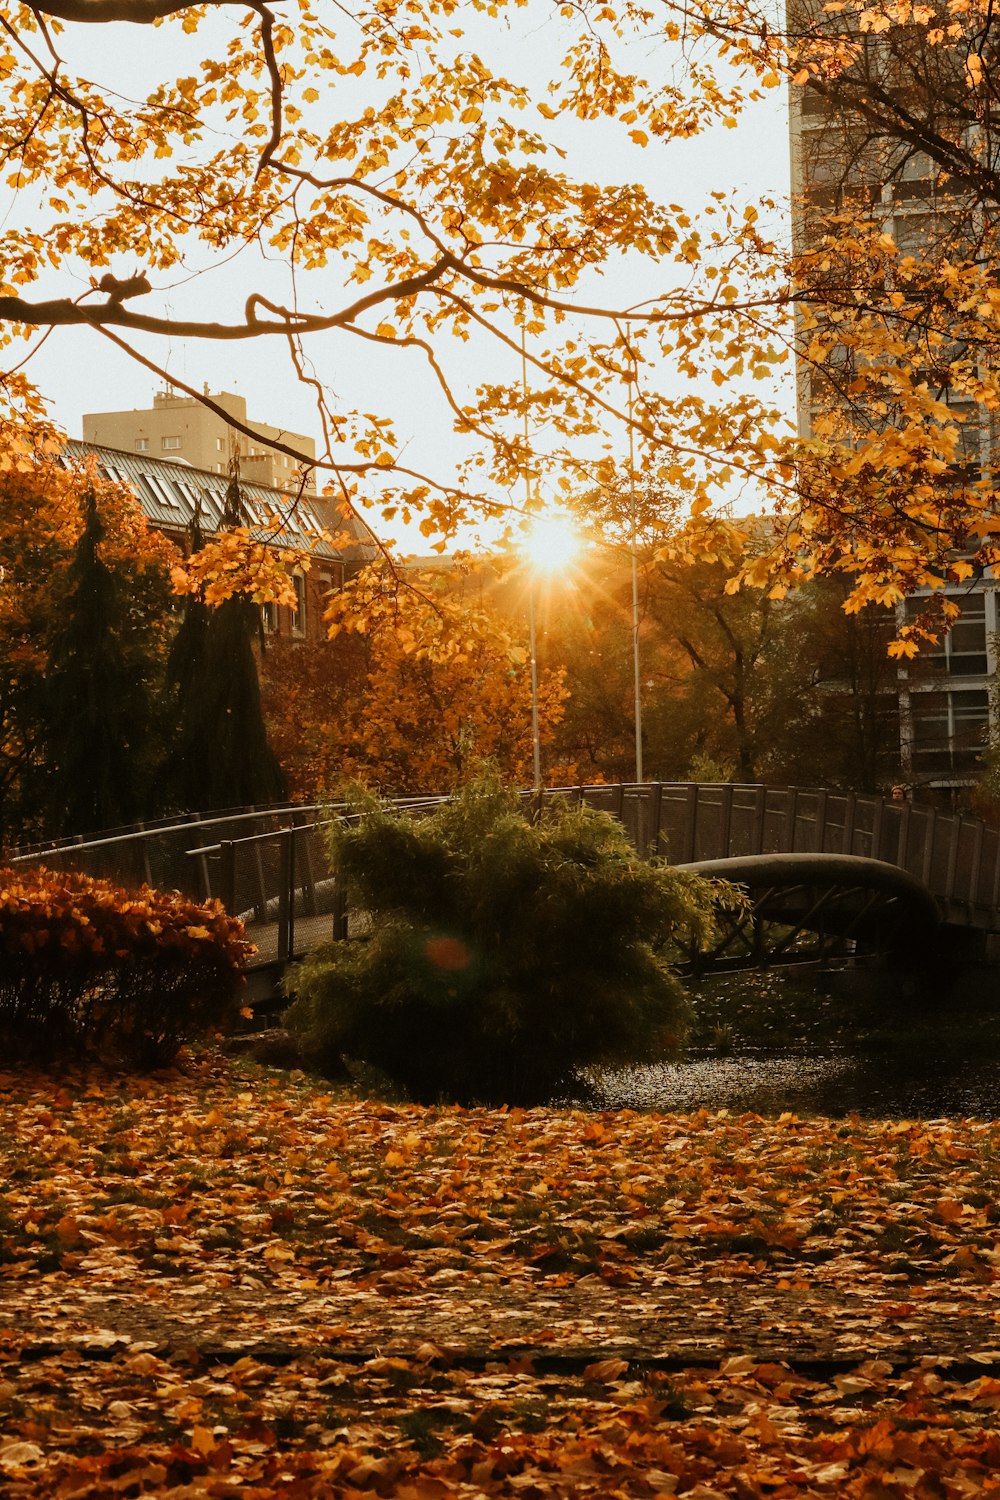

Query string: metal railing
11 785 1000 974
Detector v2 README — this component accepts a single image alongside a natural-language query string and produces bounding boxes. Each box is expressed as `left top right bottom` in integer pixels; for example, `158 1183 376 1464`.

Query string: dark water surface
588 1049 1000 1119
581 967 1000 1118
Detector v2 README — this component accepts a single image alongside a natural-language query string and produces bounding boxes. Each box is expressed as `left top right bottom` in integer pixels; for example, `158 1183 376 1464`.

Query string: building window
905 593 989 678
145 472 180 508
162 435 182 451
216 437 224 451
909 688 989 775
261 602 277 634
134 437 149 452
292 571 307 637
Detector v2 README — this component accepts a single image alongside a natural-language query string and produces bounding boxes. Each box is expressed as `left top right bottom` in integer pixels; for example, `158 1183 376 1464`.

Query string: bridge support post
683 784 699 863
220 840 236 916
719 783 733 859
649 782 664 858
277 830 295 962
841 793 857 856
752 786 766 854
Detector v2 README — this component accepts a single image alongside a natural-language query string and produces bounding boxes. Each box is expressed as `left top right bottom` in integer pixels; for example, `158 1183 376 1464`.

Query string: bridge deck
11 785 1000 973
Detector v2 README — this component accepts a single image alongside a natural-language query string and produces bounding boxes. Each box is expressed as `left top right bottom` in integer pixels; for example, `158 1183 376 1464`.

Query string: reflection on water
589 1050 1000 1119
575 965 1000 1118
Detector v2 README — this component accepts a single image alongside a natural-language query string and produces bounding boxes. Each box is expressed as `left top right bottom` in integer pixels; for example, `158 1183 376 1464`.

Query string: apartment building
789 54 999 796
61 440 371 642
82 387 317 493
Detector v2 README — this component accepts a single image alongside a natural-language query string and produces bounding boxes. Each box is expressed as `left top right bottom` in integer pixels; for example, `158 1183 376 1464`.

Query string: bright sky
15 7 794 553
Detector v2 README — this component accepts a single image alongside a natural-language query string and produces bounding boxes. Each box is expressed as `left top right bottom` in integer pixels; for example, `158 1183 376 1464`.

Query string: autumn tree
0 458 175 845
671 0 1000 636
261 563 568 798
0 0 998 646
258 635 369 802
0 0 796 600
538 489 904 790
0 465 76 841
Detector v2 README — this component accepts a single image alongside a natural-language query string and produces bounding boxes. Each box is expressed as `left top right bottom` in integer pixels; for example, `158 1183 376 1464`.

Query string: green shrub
0 866 252 1068
282 778 721 1105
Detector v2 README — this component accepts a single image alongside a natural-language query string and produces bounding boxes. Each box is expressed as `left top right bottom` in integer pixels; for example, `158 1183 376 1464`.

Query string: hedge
0 866 253 1068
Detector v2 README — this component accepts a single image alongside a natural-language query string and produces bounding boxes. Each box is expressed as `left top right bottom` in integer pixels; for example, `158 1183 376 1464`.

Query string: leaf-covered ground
3 1052 1000 1497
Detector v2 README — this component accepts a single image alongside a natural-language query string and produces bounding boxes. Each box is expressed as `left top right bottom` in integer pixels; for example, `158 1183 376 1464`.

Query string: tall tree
542 542 905 791
165 481 286 813
0 461 174 846
43 487 167 836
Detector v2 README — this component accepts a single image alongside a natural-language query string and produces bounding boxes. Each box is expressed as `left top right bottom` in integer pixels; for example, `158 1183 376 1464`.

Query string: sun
521 512 583 574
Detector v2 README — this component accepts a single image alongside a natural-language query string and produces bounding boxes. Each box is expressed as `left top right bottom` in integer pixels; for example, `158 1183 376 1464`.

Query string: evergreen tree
44 488 160 836
164 477 286 813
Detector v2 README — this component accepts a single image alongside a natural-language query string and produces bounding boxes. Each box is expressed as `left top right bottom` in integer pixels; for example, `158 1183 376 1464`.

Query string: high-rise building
83 387 317 493
789 53 999 795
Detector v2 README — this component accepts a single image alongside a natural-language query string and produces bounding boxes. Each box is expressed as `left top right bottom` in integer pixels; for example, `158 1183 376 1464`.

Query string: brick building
61 440 373 643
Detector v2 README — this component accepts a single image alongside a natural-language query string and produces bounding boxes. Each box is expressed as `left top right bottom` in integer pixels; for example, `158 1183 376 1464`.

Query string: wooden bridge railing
634 784 1000 930
11 785 1000 970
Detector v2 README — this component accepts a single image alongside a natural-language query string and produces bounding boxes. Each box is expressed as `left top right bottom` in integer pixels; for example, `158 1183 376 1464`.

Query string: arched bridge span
10 784 1000 976
577 781 1000 971
672 853 943 974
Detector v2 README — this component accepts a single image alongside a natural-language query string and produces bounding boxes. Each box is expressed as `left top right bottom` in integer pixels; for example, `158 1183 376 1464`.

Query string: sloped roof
61 440 373 561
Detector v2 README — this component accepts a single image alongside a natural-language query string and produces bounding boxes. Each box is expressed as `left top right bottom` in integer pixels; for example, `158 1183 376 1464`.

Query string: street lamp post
528 584 542 793
628 367 644 785
520 512 583 795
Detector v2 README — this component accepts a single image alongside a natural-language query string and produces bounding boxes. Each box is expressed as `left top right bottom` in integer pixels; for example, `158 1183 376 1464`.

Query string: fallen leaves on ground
3 1052 1000 1496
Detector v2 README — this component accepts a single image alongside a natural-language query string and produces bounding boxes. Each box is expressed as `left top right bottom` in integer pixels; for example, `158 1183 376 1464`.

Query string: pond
580 966 1000 1119
588 1048 1000 1118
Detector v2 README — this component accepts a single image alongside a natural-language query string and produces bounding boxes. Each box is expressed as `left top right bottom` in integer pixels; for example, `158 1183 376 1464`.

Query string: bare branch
0 261 454 339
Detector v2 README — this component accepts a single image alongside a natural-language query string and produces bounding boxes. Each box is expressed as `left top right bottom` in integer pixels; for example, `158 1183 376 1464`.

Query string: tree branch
32 1 226 21
0 262 453 340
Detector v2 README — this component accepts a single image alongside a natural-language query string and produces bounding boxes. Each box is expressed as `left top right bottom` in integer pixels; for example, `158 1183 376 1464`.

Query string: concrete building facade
82 388 317 493
789 60 999 796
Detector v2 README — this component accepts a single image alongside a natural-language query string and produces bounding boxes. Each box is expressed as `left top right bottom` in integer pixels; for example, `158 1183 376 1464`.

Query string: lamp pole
528 587 542 794
522 328 543 794
628 366 644 784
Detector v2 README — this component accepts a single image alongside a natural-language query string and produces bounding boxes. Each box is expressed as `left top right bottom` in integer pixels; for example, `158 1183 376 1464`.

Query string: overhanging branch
33 1 232 20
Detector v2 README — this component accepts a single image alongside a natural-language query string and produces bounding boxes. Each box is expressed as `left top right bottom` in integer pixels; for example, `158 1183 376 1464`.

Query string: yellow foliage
0 0 994 637
263 563 569 796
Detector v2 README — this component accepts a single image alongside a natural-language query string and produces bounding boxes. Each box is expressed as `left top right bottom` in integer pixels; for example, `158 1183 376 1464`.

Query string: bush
0 866 253 1068
283 778 721 1105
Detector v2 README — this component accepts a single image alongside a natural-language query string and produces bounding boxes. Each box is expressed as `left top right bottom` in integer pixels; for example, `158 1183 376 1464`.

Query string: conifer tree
44 488 158 836
164 476 286 814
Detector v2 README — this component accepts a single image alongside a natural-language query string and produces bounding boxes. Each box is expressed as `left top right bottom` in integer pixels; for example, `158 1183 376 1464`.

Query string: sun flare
521 513 583 574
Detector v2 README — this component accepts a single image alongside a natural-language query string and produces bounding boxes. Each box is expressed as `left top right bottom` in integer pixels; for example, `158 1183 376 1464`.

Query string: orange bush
0 867 253 1068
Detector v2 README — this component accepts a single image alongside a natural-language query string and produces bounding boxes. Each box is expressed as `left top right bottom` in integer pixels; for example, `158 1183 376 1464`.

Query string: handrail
10 786 1000 979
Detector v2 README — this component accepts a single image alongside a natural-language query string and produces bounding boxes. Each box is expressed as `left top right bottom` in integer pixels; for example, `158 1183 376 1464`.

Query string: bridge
11 784 1000 986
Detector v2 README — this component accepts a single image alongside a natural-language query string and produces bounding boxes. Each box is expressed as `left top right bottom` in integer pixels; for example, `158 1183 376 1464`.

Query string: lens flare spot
424 935 472 971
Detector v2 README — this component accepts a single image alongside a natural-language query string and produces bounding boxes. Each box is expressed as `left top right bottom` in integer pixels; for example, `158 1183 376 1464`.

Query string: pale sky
12 7 794 550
